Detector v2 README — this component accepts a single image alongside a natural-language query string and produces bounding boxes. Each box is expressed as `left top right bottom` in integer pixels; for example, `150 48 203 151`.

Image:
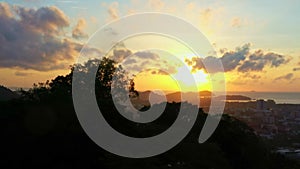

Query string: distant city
131 90 300 160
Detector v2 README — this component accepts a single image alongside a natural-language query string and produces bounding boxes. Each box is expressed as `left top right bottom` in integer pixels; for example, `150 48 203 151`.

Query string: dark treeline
1 57 299 169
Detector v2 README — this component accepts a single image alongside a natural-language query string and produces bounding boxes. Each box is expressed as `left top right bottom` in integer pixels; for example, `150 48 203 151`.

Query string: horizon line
5 86 300 93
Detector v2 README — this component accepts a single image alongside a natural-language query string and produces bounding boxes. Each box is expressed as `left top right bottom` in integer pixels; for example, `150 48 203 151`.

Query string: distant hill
0 85 20 101
166 91 213 102
216 95 251 101
131 90 213 107
131 91 253 109
131 90 166 107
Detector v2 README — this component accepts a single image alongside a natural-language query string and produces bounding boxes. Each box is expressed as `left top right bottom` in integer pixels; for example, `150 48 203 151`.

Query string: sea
10 87 300 104
216 92 300 104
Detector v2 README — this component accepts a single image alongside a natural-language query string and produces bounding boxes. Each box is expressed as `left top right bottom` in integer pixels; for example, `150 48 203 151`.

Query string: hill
131 90 214 107
0 85 20 101
216 95 252 101
2 97 299 169
2 57 299 169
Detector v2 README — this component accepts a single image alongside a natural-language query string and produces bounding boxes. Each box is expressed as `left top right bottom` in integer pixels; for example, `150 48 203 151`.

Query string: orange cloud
231 17 249 28
149 0 165 10
274 73 293 81
108 2 119 20
72 18 88 39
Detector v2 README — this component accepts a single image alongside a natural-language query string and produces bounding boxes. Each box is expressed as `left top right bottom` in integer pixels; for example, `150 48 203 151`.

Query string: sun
173 65 210 92
133 62 211 93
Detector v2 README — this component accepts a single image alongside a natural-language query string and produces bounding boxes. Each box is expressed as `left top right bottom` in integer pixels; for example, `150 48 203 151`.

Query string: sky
0 0 300 92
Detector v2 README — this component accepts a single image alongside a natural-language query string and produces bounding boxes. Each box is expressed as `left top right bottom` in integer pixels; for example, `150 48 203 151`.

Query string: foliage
1 57 299 169
19 57 138 102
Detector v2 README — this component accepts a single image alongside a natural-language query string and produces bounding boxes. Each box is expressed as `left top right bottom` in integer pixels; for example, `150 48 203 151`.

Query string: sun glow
134 64 211 92
174 65 211 92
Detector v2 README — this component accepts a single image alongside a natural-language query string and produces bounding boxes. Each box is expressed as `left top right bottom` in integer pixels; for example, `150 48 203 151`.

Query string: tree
21 57 138 102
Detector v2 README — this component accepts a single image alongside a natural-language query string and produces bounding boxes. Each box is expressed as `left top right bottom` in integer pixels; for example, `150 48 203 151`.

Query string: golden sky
0 0 300 92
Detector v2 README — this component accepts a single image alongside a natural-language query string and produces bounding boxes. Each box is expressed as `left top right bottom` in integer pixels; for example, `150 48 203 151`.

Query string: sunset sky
0 0 300 92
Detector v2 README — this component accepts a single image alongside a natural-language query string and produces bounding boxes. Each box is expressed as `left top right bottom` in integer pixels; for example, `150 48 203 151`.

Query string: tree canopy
20 57 138 102
1 57 299 169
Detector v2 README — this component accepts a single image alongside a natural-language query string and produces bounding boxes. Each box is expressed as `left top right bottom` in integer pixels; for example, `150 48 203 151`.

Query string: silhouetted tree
20 57 138 102
2 59 300 169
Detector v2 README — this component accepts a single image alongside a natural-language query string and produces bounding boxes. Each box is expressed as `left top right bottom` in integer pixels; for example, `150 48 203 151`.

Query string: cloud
219 48 228 54
133 51 159 60
200 8 213 26
274 73 293 81
231 17 242 27
185 43 290 73
123 58 137 65
293 67 300 71
238 50 288 72
0 2 13 17
290 78 300 84
103 27 118 35
72 18 88 39
231 17 248 28
110 49 132 62
149 0 165 10
185 56 223 73
117 50 178 76
151 70 168 75
15 71 32 76
186 43 250 73
222 43 250 71
107 2 119 20
15 4 69 35
242 73 261 80
0 2 83 71
150 66 177 75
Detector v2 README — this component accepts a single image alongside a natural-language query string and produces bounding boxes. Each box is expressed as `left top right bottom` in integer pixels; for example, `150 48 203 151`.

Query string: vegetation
0 85 19 101
1 57 299 169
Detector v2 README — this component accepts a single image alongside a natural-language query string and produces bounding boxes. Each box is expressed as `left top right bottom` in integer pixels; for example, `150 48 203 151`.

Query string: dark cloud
293 67 300 71
151 70 168 75
133 51 159 60
15 5 70 36
81 47 103 56
72 18 88 39
185 56 223 73
118 50 178 76
186 43 250 73
15 71 32 76
123 58 137 65
185 43 289 73
103 27 118 35
0 2 84 71
219 48 227 54
222 43 250 71
150 66 177 75
111 49 132 62
238 50 288 72
242 73 261 80
237 60 264 72
274 73 293 81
